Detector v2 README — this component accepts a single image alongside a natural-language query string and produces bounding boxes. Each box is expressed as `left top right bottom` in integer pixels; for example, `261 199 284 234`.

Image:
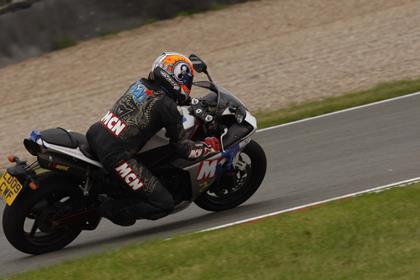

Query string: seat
40 128 97 159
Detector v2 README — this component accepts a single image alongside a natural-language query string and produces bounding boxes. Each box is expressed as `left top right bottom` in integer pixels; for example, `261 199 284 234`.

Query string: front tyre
2 172 83 255
195 140 266 211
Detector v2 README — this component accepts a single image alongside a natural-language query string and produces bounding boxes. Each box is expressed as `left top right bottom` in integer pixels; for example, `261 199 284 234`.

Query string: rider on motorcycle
86 52 221 226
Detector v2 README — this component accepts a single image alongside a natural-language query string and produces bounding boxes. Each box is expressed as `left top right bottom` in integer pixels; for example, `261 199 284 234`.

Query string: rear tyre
2 172 83 255
195 140 266 211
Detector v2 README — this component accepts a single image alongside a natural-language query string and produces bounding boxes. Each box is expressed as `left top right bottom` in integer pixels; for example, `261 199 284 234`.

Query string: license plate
0 172 23 206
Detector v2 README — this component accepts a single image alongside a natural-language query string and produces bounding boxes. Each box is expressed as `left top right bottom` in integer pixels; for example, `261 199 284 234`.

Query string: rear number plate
0 172 23 206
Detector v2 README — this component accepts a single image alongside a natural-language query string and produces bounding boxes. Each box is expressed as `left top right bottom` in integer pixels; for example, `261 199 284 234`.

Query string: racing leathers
86 78 219 225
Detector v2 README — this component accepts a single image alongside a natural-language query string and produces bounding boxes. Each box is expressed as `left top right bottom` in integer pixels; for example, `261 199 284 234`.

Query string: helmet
149 52 195 104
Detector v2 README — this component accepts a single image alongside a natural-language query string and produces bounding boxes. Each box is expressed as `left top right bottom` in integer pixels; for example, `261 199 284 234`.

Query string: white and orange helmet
149 52 195 103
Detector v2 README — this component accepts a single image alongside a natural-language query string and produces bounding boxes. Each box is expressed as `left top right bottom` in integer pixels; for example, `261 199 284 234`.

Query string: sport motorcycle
0 55 267 254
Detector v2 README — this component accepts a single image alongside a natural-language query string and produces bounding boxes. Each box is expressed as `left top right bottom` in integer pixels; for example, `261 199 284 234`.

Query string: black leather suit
86 78 213 223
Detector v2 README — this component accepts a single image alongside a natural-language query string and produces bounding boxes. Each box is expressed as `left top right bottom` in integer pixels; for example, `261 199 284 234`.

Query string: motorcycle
0 55 267 255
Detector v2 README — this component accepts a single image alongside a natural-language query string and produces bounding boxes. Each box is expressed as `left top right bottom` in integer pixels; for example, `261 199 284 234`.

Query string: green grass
51 37 78 51
144 17 158 25
176 1 233 17
8 183 420 280
98 31 119 39
209 2 227 11
256 78 420 128
176 9 200 17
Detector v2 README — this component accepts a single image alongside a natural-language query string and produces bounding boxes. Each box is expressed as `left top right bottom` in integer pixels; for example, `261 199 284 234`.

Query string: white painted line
257 91 420 133
199 176 420 233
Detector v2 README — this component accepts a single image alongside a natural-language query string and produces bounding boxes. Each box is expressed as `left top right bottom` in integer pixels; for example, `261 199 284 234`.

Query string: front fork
209 143 242 193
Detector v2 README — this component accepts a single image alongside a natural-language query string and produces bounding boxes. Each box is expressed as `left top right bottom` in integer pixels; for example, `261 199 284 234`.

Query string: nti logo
197 158 226 181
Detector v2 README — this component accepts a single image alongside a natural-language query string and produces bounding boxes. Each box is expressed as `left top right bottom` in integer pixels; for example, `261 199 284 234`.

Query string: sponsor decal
115 162 144 191
189 148 203 159
159 69 180 91
197 158 226 181
173 61 192 84
129 81 153 104
101 111 127 136
188 144 215 159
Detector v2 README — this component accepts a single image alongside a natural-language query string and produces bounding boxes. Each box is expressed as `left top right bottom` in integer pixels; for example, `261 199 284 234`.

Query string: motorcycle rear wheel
2 172 83 255
195 140 266 211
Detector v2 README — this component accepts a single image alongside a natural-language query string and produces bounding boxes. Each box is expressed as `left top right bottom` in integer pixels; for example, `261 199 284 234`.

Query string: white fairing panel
222 108 257 131
222 107 233 116
36 139 103 168
245 111 257 131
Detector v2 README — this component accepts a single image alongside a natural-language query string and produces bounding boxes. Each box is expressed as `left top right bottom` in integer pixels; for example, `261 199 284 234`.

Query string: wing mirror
189 54 208 74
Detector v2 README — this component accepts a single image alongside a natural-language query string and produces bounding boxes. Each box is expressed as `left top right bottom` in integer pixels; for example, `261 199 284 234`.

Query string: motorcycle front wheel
195 140 267 211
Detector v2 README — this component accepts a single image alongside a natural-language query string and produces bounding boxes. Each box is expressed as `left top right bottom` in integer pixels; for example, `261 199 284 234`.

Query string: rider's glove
203 137 221 154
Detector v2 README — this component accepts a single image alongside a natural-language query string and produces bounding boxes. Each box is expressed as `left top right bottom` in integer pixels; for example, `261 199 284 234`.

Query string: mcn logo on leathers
101 111 127 136
115 162 144 191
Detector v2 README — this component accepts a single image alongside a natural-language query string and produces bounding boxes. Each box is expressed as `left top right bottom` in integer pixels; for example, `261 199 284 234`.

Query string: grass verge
256 78 420 128
51 37 78 51
176 1 231 17
8 183 420 280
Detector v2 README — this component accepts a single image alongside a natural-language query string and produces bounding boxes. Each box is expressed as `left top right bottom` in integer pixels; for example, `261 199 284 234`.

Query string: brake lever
220 128 228 152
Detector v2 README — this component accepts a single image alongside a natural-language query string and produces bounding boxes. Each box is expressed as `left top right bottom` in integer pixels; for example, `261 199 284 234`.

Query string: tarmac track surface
0 93 420 276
